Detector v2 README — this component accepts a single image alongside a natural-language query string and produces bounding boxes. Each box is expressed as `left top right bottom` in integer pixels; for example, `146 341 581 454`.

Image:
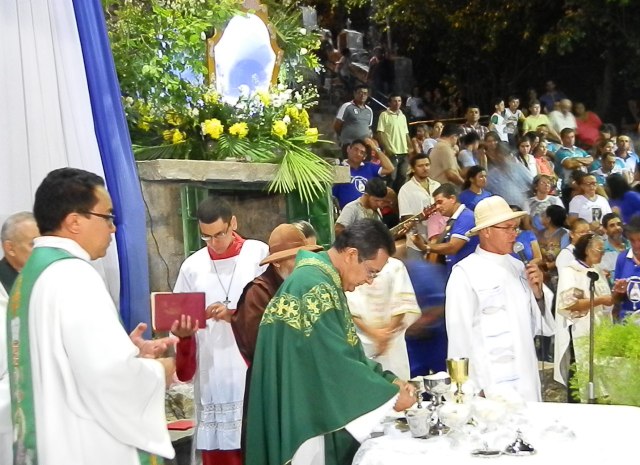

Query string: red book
167 419 195 431
151 292 206 331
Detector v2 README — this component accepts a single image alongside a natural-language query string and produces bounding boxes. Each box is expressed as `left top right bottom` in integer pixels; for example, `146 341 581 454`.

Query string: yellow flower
201 118 224 139
285 106 300 120
299 109 310 129
166 112 184 126
137 121 151 131
271 120 288 139
172 130 186 144
162 129 185 144
256 90 271 106
304 127 319 143
203 90 220 104
228 122 249 139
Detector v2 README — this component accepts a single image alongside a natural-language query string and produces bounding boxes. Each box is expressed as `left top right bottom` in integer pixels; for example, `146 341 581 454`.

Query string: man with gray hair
0 211 39 465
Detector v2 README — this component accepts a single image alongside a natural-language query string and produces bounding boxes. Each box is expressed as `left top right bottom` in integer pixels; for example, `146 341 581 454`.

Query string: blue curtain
72 0 151 335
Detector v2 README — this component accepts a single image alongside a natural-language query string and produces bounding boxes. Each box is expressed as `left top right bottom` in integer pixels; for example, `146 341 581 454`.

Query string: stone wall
137 160 348 292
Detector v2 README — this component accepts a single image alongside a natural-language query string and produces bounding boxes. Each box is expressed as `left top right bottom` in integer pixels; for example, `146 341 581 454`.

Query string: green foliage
103 0 333 201
570 320 640 405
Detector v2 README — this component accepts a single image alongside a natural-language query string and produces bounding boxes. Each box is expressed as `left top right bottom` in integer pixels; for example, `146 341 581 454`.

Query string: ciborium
446 357 469 404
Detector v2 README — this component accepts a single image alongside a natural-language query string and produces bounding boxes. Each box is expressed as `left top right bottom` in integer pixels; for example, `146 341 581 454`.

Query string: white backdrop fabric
0 0 120 301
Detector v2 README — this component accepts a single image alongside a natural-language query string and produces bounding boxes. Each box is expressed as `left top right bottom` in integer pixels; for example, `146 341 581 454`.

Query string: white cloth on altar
24 236 173 464
445 247 555 401
0 0 120 302
347 258 421 379
0 283 11 465
173 241 268 450
554 261 612 387
292 395 398 465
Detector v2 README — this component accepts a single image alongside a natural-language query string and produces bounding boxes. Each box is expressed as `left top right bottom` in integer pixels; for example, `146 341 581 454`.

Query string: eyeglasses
361 261 379 280
491 225 521 235
82 211 116 225
582 181 597 186
200 224 231 242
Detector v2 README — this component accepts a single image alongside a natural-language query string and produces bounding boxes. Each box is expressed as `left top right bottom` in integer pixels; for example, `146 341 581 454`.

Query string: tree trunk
596 49 614 119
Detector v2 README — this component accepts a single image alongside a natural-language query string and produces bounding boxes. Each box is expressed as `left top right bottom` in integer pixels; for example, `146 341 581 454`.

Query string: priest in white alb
7 168 175 465
172 197 268 465
446 196 555 402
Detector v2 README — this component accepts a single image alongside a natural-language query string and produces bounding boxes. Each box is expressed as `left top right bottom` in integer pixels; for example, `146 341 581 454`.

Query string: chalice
408 377 426 409
447 357 469 404
423 372 451 436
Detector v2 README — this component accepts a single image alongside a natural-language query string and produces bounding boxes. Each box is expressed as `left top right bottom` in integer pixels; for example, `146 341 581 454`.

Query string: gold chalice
446 357 469 404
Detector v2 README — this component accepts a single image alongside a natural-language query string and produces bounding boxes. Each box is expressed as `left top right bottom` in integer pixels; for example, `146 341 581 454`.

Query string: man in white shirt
8 167 175 464
548 99 577 135
398 154 441 260
446 196 554 401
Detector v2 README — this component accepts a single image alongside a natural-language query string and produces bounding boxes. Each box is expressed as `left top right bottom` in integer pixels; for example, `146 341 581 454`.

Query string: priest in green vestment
245 219 416 465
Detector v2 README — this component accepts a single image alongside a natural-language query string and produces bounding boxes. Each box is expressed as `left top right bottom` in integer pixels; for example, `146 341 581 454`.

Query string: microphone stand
587 273 597 404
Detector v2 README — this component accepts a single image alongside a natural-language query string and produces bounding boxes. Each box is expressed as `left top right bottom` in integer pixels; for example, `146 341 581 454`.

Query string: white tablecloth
354 402 640 464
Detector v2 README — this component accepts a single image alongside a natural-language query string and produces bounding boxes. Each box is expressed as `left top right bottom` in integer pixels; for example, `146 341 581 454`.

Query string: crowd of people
2 81 640 465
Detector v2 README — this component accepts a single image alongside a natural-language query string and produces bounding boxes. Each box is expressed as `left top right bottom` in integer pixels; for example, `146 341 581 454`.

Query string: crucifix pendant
223 297 231 306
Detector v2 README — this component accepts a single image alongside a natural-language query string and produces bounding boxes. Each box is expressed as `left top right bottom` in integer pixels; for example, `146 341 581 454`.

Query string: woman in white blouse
554 233 613 401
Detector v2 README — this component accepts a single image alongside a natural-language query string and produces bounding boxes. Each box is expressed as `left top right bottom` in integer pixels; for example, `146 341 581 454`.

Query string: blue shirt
555 145 589 186
332 162 381 208
614 250 640 319
610 191 640 224
458 189 493 211
444 206 479 274
510 230 537 262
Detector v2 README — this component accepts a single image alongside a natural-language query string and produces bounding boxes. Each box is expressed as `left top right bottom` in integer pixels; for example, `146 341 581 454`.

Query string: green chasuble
245 251 398 465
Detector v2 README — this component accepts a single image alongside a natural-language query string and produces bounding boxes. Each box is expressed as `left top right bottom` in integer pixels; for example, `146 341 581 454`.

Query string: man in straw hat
445 195 555 402
232 223 322 364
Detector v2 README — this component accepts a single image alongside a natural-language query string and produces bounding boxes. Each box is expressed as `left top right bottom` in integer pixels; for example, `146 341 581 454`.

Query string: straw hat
260 224 322 265
466 196 527 236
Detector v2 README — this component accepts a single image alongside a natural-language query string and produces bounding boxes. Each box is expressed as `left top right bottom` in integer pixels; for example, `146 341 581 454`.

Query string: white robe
0 283 11 465
446 247 555 402
347 258 421 379
554 262 612 388
22 236 174 465
173 241 268 450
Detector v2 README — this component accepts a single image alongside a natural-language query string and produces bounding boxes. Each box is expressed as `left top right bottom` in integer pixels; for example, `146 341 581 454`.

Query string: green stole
6 247 162 465
246 250 398 465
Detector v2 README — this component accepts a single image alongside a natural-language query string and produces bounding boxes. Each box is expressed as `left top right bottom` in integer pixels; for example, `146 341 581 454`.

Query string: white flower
283 115 291 124
299 28 307 35
295 103 303 110
200 31 206 41
300 48 308 55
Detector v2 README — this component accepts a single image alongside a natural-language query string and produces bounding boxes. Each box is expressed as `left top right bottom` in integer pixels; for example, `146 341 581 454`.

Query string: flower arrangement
127 84 333 201
104 0 332 202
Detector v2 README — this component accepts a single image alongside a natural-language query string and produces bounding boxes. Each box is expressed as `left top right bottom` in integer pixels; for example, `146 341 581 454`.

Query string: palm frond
132 142 190 160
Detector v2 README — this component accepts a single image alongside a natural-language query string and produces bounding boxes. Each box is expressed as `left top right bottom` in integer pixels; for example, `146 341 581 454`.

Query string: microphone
512 242 529 265
587 271 600 282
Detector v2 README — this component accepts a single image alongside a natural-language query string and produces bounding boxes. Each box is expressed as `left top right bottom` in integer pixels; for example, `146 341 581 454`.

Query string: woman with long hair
513 135 538 178
458 166 492 211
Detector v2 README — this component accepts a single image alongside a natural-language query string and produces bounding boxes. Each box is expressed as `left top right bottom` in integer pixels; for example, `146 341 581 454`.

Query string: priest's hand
171 315 200 339
130 322 173 358
393 380 416 411
524 263 544 300
206 302 233 322
157 357 176 386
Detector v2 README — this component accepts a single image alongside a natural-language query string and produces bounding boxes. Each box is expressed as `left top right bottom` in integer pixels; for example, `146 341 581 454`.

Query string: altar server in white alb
172 197 268 465
7 168 175 465
445 196 554 401
347 257 421 379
